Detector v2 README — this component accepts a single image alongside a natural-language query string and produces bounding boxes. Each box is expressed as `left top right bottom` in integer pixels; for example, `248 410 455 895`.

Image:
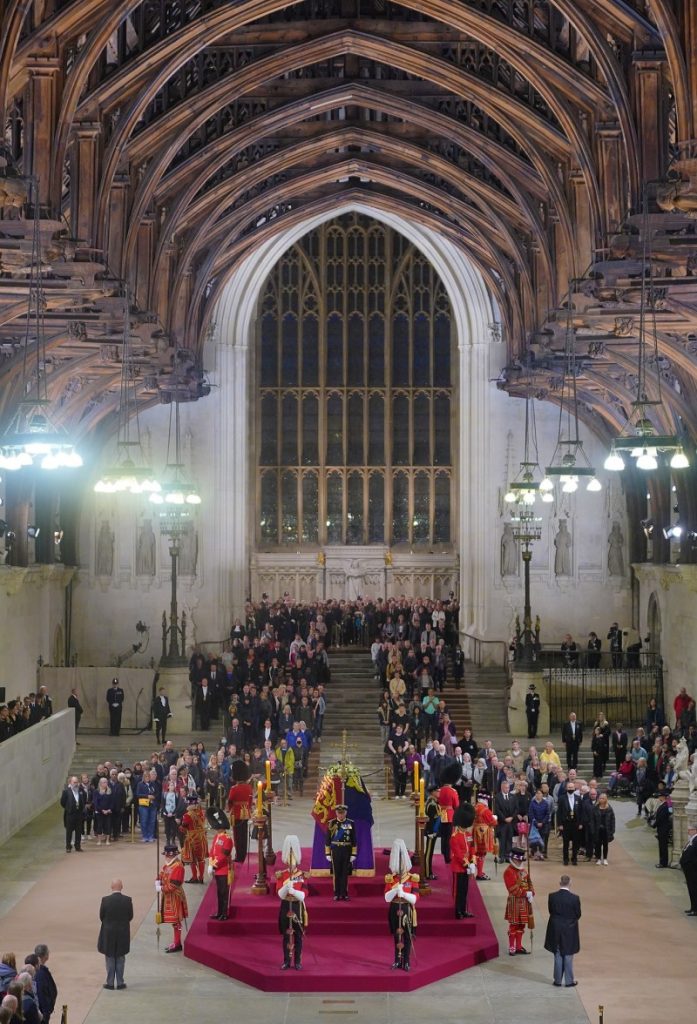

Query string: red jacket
450 828 475 873
438 784 459 822
209 832 234 876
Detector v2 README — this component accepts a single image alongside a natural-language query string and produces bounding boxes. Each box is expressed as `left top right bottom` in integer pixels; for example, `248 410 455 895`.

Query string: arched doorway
647 592 662 658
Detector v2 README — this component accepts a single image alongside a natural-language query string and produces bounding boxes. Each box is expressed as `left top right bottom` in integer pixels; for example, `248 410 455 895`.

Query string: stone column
596 122 624 237
71 122 101 247
23 57 61 212
106 174 130 273
632 52 668 181
569 171 593 270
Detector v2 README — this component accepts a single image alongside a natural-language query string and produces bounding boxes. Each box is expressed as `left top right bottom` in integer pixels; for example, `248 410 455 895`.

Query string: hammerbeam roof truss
1 0 697 447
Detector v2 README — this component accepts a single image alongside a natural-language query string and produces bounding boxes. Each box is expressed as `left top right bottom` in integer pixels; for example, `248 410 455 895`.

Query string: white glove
326 854 332 861
467 862 477 876
526 891 534 903
207 864 214 877
350 856 356 863
396 884 404 896
155 881 162 893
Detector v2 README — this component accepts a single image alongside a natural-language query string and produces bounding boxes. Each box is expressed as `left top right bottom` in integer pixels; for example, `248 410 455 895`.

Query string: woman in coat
93 778 114 846
589 792 615 864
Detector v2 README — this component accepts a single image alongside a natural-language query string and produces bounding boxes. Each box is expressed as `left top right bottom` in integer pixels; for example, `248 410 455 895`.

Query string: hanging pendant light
0 178 83 471
149 396 201 528
504 379 545 510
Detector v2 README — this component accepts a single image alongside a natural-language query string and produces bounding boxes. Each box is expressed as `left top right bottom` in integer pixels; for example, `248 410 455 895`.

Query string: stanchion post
598 1007 604 1024
60 1005 68 1024
130 806 136 844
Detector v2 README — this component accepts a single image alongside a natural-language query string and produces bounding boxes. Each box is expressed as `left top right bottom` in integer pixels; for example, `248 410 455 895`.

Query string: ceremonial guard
181 793 207 883
503 848 535 956
437 763 461 863
227 761 253 863
423 784 441 880
450 803 477 918
157 843 188 953
473 793 498 880
325 804 357 900
207 808 235 920
384 838 419 972
276 834 308 971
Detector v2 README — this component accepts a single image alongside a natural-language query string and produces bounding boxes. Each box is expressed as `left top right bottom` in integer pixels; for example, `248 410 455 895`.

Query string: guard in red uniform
181 794 208 883
384 838 419 971
276 834 308 970
226 761 253 863
450 803 477 919
473 792 498 880
157 842 189 953
437 763 461 864
206 808 235 921
503 847 535 956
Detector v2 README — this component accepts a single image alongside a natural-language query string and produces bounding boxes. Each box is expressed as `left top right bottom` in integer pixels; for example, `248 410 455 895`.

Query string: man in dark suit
60 776 86 852
196 679 212 731
544 874 581 987
494 781 515 862
654 791 672 868
98 878 133 990
67 687 83 735
561 712 583 770
34 945 57 1024
611 724 628 769
680 826 697 915
557 783 585 865
152 687 172 745
106 678 125 736
525 684 540 738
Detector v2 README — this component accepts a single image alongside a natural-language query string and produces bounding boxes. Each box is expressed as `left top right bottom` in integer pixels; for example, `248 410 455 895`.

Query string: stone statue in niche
500 522 518 576
95 520 114 576
136 519 156 576
553 519 572 576
607 521 625 576
178 527 198 576
345 559 365 601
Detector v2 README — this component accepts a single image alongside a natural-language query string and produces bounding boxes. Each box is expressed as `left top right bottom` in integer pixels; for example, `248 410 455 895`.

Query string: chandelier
604 184 690 473
504 386 544 508
94 289 160 496
149 396 201 521
0 178 82 471
540 284 601 498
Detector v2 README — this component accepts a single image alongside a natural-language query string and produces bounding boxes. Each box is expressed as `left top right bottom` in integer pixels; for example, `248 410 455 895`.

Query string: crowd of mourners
0 946 57 1024
0 688 54 743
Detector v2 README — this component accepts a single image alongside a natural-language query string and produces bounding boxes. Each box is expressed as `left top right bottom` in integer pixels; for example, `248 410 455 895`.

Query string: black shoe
655 864 667 869
402 963 410 972
209 914 221 920
75 846 83 852
516 948 530 955
294 963 302 971
117 984 127 990
391 962 401 970
103 984 114 990
565 981 578 987
563 860 569 866
456 912 464 919
553 982 562 987
218 914 228 921
571 860 578 866
165 945 182 953
280 963 291 971
343 896 350 901
685 910 697 916
333 895 340 901
185 879 197 884
426 874 437 881
462 912 474 918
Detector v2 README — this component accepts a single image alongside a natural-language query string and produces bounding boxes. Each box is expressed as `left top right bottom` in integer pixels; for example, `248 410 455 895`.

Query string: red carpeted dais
183 849 500 991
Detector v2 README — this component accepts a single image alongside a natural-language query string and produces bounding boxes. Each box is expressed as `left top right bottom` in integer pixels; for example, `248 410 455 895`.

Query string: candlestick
256 780 263 817
419 777 425 816
265 759 272 793
413 760 419 792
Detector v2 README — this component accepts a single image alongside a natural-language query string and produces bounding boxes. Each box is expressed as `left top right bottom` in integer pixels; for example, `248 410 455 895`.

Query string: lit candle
256 780 263 817
413 760 419 792
265 759 272 793
419 777 425 816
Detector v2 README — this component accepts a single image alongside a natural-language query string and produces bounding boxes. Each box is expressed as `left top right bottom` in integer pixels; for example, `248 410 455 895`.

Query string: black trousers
388 904 414 966
280 911 304 966
423 833 437 877
65 814 83 850
562 825 582 863
155 718 167 744
215 874 229 918
454 872 470 915
684 869 697 911
109 706 122 736
526 714 538 739
331 846 351 898
657 832 670 867
566 745 579 770
234 820 248 863
164 815 179 845
440 822 452 863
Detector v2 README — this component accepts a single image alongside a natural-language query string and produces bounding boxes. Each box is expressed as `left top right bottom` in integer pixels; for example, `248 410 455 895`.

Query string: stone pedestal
671 776 690 857
507 669 549 738
157 665 193 735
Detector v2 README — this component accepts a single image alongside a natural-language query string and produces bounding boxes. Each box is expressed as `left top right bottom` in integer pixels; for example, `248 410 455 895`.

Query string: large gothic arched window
255 213 455 547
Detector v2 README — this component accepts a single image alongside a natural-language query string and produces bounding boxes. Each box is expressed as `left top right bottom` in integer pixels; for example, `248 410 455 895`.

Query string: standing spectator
60 775 86 853
653 791 672 869
590 792 615 865
525 684 540 738
560 635 579 667
135 770 157 843
586 632 601 668
544 875 581 988
34 946 57 1024
0 956 16 995
528 787 551 861
591 728 606 778
152 687 172 745
561 713 583 770
680 700 697 738
607 622 623 668
680 825 697 916
98 879 133 990
195 678 212 732
437 764 461 863
611 724 628 769
93 777 114 846
16 973 40 1024
106 678 124 736
557 782 585 866
67 687 83 736
644 697 665 734
453 646 464 689
674 688 694 730
494 781 515 862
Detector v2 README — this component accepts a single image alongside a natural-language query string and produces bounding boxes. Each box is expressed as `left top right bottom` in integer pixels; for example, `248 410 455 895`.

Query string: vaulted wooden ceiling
1 0 697 456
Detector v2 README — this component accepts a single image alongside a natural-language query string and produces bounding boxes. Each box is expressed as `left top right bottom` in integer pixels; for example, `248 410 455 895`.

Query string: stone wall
0 565 75 692
0 709 75 845
39 667 161 731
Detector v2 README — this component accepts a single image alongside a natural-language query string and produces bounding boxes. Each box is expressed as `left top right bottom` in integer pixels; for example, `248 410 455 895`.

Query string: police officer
525 683 541 739
325 804 356 900
106 677 125 736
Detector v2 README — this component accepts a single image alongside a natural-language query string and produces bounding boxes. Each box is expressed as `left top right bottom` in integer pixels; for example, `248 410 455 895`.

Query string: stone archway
647 591 662 657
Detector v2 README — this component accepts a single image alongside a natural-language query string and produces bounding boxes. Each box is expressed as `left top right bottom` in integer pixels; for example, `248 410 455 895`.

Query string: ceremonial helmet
282 834 301 866
439 762 462 788
453 803 475 829
509 847 526 867
231 760 251 783
388 838 412 875
186 793 199 804
163 843 179 856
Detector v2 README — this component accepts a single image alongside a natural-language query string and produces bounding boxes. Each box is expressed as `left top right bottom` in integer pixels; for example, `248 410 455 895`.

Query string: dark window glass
434 473 450 543
368 394 384 465
434 394 451 465
347 393 364 466
281 471 298 544
326 474 343 543
302 394 319 465
368 314 384 385
413 313 430 384
393 314 409 386
413 393 430 465
260 473 278 542
368 473 384 543
413 472 430 544
393 473 409 544
282 313 298 385
260 314 277 386
347 473 364 544
433 314 450 386
392 394 409 465
326 313 343 386
259 394 277 465
302 472 319 543
302 316 319 386
281 394 298 465
347 313 364 385
326 394 343 465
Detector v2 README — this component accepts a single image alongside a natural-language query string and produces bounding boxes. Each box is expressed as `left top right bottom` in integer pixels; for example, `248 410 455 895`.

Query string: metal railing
461 632 509 670
534 647 661 672
545 664 664 730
